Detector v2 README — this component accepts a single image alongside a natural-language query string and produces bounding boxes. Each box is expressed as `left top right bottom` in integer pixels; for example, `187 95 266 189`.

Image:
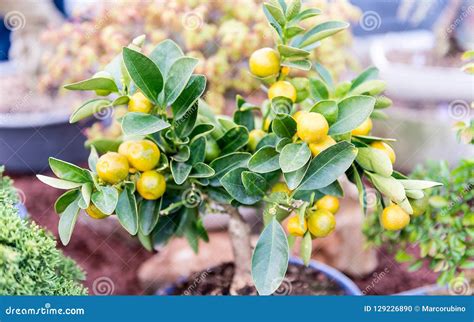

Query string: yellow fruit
286 216 307 237
307 209 336 238
268 81 297 102
126 140 160 172
371 141 396 164
249 48 280 78
118 140 134 156
409 196 429 217
296 112 329 143
137 171 166 200
263 118 272 132
85 204 108 219
351 118 373 136
128 92 153 114
205 138 221 163
280 66 290 76
96 152 129 184
309 136 336 157
93 71 113 96
292 110 307 123
248 129 266 152
380 204 410 230
271 182 292 195
315 195 340 214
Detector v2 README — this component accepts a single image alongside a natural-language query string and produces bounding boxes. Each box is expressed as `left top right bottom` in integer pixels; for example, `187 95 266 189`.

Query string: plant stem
222 204 253 295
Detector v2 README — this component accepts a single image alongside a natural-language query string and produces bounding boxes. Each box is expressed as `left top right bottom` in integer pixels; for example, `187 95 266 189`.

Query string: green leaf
91 186 119 215
285 26 305 38
78 183 92 209
263 4 284 38
172 75 206 119
350 80 386 96
164 57 198 105
281 59 311 71
279 143 311 173
405 189 424 199
234 109 255 131
189 163 215 178
54 190 80 214
251 218 289 295
310 100 338 125
366 172 408 206
272 115 296 138
277 45 309 59
319 180 344 197
112 95 129 106
123 47 163 103
189 123 215 140
395 249 414 263
293 8 321 21
329 96 375 135
85 138 122 154
301 231 312 266
69 99 111 123
350 67 379 90
175 102 198 137
298 142 357 191
37 175 83 190
116 186 138 235
221 168 262 205
352 135 396 143
313 62 333 88
210 152 251 180
399 180 443 190
58 196 81 245
189 137 206 165
284 163 308 190
242 171 268 196
138 198 163 235
88 146 99 172
298 21 349 48
248 146 280 173
286 0 301 20
170 160 193 185
64 77 118 92
309 78 329 100
356 147 393 177
263 3 286 26
149 39 184 78
122 112 171 136
49 158 91 183
217 126 249 154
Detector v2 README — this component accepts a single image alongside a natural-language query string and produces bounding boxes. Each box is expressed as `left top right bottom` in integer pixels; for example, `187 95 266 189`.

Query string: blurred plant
38 0 360 111
0 169 87 295
0 166 18 204
454 50 474 144
364 160 473 285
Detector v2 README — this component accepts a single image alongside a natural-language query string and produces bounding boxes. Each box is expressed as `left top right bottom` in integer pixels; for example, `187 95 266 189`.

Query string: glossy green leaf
277 45 309 58
170 160 193 185
172 75 206 119
189 163 215 178
399 180 443 190
123 47 163 102
272 115 296 138
350 80 386 96
88 146 99 172
58 195 81 245
298 21 349 48
64 77 118 92
217 126 249 154
264 3 286 26
164 57 198 105
286 0 301 20
78 183 92 209
69 99 111 123
366 172 408 206
149 39 184 77
350 67 379 90
175 101 198 138
313 62 333 88
248 146 280 173
37 175 83 190
91 186 119 215
279 143 311 173
122 112 170 136
319 180 344 198
116 186 138 235
242 171 268 196
301 231 312 266
329 96 375 135
309 79 329 100
49 158 91 183
234 109 255 131
284 163 308 190
257 133 278 150
298 141 357 191
85 138 121 154
281 59 311 71
221 168 262 205
54 190 80 214
210 152 251 180
292 8 321 21
252 218 289 295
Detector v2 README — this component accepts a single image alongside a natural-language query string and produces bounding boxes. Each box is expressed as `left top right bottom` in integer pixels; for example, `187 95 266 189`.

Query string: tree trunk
222 204 253 295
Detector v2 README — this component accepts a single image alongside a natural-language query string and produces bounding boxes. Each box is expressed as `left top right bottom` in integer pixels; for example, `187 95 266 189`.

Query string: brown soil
9 174 438 295
169 262 345 295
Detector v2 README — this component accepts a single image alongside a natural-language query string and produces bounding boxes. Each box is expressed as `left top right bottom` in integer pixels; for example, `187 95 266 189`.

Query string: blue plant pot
14 203 28 219
396 284 448 296
157 257 362 295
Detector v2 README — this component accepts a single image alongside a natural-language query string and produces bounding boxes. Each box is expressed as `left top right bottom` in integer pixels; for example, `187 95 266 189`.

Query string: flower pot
156 257 362 295
14 202 28 219
0 111 91 174
396 284 448 295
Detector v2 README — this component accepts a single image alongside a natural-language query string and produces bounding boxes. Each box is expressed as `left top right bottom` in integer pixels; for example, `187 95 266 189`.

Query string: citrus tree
38 0 439 295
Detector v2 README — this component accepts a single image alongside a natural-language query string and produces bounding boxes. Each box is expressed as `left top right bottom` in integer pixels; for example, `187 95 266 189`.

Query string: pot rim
157 257 362 296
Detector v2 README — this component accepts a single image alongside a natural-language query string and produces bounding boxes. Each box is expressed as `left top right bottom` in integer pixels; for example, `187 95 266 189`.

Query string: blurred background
0 0 472 295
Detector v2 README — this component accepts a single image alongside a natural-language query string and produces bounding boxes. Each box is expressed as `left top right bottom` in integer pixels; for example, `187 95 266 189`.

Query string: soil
9 174 439 296
170 262 345 295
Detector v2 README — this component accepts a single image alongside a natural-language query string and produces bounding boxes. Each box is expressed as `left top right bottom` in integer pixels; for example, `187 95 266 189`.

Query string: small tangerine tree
38 0 439 295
